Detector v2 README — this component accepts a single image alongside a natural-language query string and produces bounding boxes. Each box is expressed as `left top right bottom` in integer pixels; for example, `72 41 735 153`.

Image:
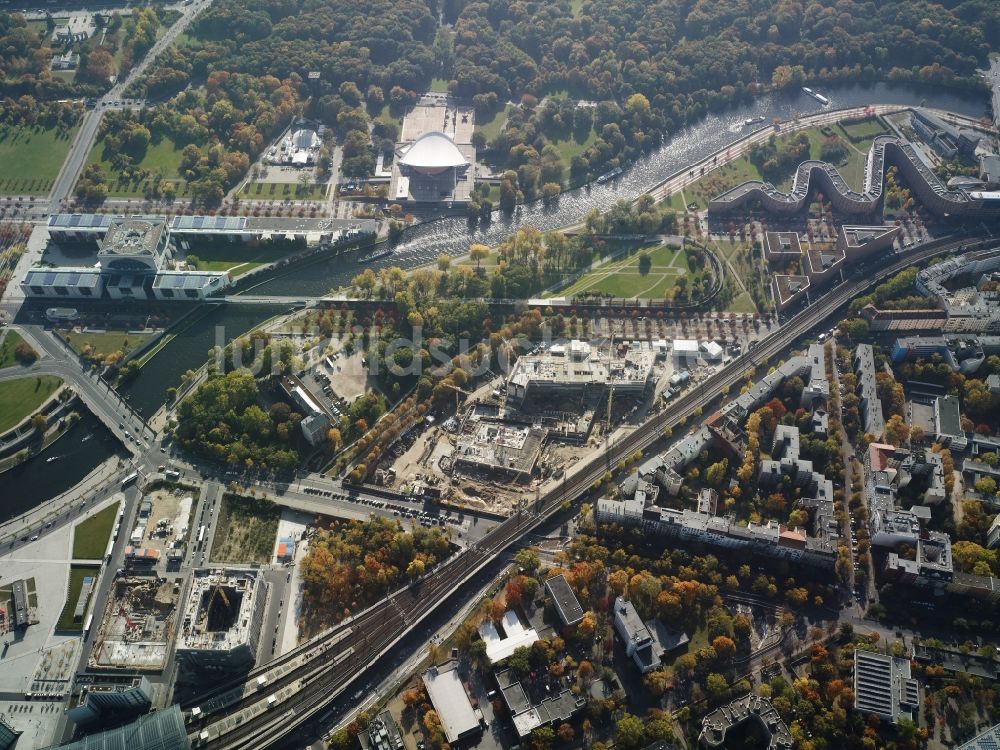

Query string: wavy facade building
709 136 1000 218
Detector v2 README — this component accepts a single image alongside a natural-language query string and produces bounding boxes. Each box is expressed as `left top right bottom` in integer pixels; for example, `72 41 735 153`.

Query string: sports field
560 244 691 299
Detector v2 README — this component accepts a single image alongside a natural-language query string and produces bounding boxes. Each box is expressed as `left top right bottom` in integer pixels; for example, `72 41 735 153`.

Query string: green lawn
559 244 694 299
0 330 31 369
549 127 597 168
677 156 765 210
839 117 890 142
0 376 62 433
72 504 118 560
58 330 153 361
57 564 100 631
475 106 510 143
239 181 329 201
0 124 80 195
183 242 299 275
429 77 450 93
676 122 874 210
84 131 192 198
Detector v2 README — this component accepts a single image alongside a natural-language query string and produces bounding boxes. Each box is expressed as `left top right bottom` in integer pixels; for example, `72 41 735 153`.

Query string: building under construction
506 340 655 407
452 417 546 481
175 569 267 674
89 577 178 672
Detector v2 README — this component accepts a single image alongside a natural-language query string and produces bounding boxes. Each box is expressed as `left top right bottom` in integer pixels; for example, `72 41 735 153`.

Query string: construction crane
439 380 473 412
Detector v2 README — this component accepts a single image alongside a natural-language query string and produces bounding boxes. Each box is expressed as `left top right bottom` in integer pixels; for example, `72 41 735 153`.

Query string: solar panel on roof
67 272 81 285
69 214 82 227
43 272 56 284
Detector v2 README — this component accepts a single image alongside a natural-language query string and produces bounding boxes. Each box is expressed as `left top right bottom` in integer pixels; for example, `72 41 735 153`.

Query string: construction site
175 569 267 675
360 339 674 517
88 577 180 672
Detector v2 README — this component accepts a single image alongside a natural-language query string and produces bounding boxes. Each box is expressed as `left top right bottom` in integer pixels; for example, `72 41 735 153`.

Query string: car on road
29 535 38 541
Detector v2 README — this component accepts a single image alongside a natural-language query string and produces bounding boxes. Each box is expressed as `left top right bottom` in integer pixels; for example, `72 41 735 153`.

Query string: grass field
0 124 80 195
475 106 510 143
559 244 692 299
182 241 298 275
0 376 62 433
673 123 876 210
0 330 31 369
56 564 100 631
710 237 768 314
72 504 118 560
839 118 890 142
549 127 597 168
239 181 329 201
210 494 281 564
84 131 192 198
58 330 154 361
429 77 450 93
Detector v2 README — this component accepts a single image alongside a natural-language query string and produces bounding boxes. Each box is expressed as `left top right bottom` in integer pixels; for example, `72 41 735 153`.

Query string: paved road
47 0 211 210
2 326 151 446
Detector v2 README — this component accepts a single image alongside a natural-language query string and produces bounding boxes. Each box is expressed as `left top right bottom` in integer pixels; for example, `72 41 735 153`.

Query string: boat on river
802 87 830 105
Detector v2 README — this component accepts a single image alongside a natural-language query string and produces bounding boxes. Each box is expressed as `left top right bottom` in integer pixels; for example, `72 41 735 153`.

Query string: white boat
357 247 393 264
802 87 830 105
46 456 59 463
743 116 766 127
596 166 624 184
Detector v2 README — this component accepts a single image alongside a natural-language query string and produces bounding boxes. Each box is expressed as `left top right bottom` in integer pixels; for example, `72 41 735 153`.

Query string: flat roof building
507 340 655 406
454 418 545 481
359 710 404 750
772 274 810 311
176 569 267 674
612 598 659 674
854 344 885 439
495 668 589 739
853 649 920 724
98 218 169 274
11 579 29 630
958 722 1000 749
934 394 966 450
41 704 188 750
544 575 584 627
0 714 18 750
700 693 792 749
422 665 481 744
66 675 154 725
478 610 539 663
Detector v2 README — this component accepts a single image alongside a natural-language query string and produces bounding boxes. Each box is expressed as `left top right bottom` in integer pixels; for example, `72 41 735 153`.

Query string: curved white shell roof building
399 131 468 175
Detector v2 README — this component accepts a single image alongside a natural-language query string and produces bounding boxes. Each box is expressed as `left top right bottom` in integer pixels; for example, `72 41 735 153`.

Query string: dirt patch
210 494 281 564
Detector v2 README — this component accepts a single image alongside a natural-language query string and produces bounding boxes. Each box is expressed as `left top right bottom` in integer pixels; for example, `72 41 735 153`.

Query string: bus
121 472 139 488
83 614 93 639
197 526 207 544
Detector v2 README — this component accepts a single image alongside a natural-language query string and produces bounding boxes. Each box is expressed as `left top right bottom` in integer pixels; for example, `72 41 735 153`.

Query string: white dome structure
399 131 468 175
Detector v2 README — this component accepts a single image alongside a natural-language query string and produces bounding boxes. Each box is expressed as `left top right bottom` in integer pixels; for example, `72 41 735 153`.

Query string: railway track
192 232 989 749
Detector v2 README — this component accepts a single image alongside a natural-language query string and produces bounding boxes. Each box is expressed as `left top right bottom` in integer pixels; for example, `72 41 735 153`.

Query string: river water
118 302 288 417
250 81 988 297
0 409 122 525
11 80 988 509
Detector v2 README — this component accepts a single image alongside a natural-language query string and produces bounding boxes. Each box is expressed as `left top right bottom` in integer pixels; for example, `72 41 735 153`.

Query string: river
12 80 988 509
249 81 989 297
0 408 122 525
